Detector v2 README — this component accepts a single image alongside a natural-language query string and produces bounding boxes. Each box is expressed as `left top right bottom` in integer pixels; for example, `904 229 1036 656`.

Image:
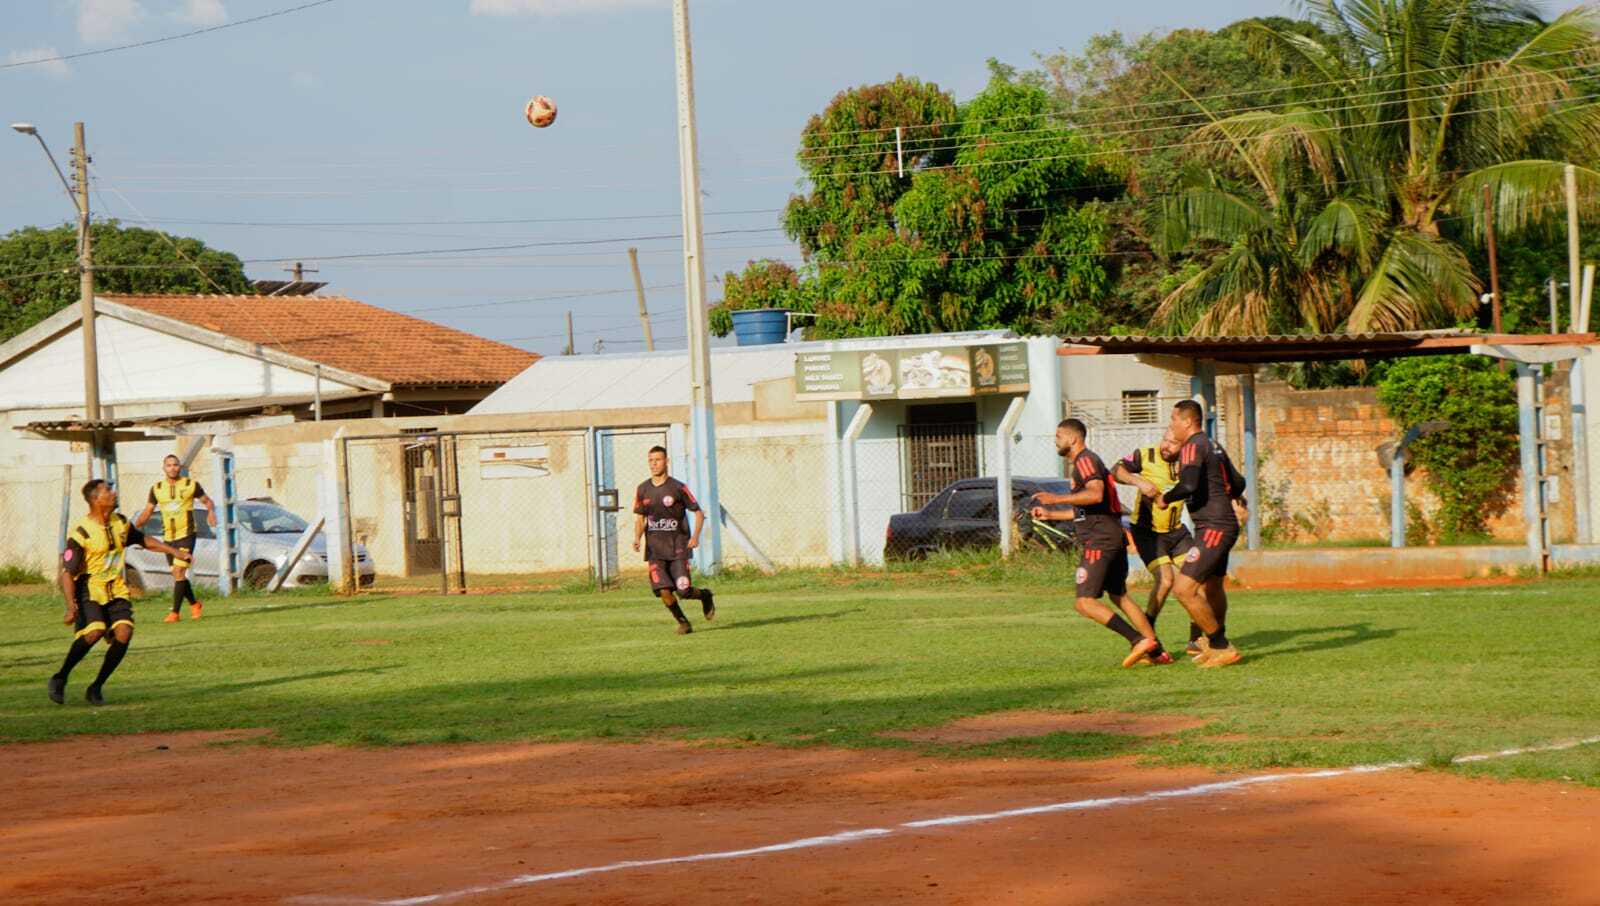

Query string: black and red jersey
1070 449 1124 551
633 477 700 561
1163 432 1246 530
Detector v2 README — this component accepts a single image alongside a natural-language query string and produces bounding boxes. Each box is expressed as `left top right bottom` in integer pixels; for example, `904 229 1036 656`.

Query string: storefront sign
795 342 1030 401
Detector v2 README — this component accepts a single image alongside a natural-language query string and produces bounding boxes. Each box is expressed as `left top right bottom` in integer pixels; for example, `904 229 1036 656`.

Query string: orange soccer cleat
189 602 203 621
163 611 181 624
1121 637 1160 669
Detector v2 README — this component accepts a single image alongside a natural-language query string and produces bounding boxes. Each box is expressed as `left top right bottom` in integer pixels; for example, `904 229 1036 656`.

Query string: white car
126 499 375 592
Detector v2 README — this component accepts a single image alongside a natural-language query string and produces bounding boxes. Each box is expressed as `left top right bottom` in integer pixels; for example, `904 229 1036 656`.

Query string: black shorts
1131 524 1194 570
165 534 196 567
647 559 695 595
1076 546 1128 599
75 597 134 640
1180 526 1239 582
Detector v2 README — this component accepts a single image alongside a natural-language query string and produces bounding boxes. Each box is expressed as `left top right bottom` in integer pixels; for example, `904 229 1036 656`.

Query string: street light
13 121 105 478
11 123 80 211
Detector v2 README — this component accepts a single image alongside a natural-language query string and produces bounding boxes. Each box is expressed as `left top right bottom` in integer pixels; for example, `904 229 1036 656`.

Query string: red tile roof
102 294 538 388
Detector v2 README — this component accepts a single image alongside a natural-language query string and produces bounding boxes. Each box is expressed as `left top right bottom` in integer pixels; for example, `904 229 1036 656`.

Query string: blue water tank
729 308 791 346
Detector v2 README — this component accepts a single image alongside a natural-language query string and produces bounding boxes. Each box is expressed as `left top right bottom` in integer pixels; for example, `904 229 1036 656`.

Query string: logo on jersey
646 517 681 533
1076 567 1088 584
1186 547 1201 562
663 494 675 507
62 549 73 563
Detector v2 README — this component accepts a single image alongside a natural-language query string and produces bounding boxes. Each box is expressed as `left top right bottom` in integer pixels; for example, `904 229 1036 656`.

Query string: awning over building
1056 330 1597 364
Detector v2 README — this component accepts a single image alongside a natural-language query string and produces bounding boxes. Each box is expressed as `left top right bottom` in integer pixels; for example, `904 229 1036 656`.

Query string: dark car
883 477 1077 561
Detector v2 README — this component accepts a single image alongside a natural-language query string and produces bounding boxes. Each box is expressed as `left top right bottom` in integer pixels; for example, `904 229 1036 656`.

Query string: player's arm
1111 457 1160 500
59 542 84 624
687 508 705 551
631 489 647 552
196 483 218 527
128 525 189 564
1161 447 1202 508
133 488 157 528
1221 452 1247 498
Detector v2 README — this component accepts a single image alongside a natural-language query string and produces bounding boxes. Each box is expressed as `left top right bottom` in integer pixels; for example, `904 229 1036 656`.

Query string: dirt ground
4 729 1598 906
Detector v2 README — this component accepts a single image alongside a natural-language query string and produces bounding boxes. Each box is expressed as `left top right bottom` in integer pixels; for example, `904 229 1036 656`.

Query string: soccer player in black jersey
632 446 715 635
1160 400 1248 668
1031 419 1168 667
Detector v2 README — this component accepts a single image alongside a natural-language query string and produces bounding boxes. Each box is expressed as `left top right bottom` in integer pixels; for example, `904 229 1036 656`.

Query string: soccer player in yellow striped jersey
133 454 217 622
50 479 192 706
1113 430 1201 654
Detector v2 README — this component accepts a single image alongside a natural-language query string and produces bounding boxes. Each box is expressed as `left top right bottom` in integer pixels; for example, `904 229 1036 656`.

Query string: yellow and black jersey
149 477 205 540
62 513 147 605
1118 445 1186 533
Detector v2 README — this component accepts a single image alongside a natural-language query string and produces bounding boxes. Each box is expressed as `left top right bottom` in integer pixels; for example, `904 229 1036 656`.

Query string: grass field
3 558 1598 788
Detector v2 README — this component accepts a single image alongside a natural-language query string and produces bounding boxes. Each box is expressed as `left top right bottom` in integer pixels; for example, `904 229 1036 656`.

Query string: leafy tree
711 71 1123 338
1159 1 1600 335
0 222 251 342
1376 356 1519 540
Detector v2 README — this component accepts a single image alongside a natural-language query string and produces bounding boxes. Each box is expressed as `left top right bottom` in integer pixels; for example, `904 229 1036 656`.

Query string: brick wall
1220 370 1576 545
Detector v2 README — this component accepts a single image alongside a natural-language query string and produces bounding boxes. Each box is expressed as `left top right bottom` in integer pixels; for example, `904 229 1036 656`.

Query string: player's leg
670 560 714 621
1145 561 1172 625
166 545 185 622
650 561 692 634
1105 552 1164 667
87 604 135 705
1188 531 1242 667
1195 540 1241 667
1075 550 1149 663
49 601 105 704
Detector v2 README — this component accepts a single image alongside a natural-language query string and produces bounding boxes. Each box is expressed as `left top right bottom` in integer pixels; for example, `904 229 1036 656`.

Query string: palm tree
1158 0 1600 335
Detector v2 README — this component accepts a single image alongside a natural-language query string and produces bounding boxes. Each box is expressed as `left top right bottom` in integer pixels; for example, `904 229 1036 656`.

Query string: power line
0 0 342 71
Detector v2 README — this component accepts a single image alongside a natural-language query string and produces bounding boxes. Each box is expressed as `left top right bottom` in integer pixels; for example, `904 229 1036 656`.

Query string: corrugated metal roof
1055 330 1593 363
472 330 1018 415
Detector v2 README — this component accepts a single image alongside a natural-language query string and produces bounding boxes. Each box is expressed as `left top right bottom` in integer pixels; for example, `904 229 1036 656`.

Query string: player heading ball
632 446 716 635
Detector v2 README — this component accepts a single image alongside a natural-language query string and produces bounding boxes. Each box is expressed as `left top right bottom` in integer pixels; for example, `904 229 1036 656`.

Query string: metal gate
592 426 671 589
897 422 984 512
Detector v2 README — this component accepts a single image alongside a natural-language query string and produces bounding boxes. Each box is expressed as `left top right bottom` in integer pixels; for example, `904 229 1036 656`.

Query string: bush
0 565 47 585
1376 357 1519 541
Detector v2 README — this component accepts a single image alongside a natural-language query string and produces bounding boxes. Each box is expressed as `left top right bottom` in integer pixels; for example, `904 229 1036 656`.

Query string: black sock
1144 610 1158 629
1207 626 1230 649
181 579 197 605
91 640 129 689
1104 614 1146 645
56 637 95 680
666 603 690 625
1189 622 1204 642
173 581 186 614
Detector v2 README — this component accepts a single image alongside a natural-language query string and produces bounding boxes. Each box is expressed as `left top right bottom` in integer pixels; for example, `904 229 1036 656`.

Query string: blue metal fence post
213 449 238 596
1516 364 1543 570
1390 453 1406 548
1242 370 1261 550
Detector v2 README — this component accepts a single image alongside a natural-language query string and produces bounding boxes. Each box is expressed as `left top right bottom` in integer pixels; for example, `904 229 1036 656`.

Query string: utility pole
1484 183 1502 334
1549 278 1561 333
673 0 722 573
627 247 656 352
564 311 575 355
72 122 104 478
1567 164 1581 330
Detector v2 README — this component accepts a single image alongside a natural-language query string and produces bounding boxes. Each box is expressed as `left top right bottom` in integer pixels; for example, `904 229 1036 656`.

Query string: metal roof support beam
1241 369 1260 551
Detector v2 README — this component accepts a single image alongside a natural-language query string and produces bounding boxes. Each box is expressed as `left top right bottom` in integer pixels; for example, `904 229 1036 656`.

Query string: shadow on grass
714 609 865 632
1232 623 1403 660
215 597 398 619
192 664 404 697
2 640 208 671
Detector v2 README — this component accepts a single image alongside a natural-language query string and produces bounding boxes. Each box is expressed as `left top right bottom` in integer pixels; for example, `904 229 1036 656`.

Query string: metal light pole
672 0 722 573
12 121 104 478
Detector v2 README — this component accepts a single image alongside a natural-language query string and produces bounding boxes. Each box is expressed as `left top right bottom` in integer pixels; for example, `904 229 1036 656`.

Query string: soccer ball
525 96 558 128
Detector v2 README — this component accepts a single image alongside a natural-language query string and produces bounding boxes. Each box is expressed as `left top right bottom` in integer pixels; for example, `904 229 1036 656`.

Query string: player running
1031 419 1168 667
133 454 217 623
49 479 193 706
632 446 716 635
1160 400 1248 668
1112 429 1203 656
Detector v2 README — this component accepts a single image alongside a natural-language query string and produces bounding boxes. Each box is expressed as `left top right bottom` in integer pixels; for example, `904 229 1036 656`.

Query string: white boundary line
288 735 1600 906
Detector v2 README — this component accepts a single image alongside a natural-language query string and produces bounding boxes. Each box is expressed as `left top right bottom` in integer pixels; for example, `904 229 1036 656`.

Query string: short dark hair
81 479 108 504
648 445 668 457
1174 400 1204 426
1058 418 1087 440
163 454 181 465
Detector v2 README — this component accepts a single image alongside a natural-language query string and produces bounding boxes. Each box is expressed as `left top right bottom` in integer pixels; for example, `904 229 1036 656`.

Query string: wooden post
1484 183 1502 334
628 247 655 352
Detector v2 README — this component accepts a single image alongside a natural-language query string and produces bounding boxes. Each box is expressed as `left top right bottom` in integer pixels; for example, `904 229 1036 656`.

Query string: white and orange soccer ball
525 95 558 128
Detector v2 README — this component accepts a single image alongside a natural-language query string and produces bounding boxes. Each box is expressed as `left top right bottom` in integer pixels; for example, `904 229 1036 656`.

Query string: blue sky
3 0 1294 355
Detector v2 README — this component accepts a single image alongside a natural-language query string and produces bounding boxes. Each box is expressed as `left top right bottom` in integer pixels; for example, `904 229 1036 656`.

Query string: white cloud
5 47 73 77
174 0 228 26
469 0 665 16
75 0 146 44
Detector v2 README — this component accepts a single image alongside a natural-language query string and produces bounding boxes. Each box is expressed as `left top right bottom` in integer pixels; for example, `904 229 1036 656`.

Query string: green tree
711 71 1123 339
1376 356 1519 540
0 222 252 342
1159 0 1600 335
